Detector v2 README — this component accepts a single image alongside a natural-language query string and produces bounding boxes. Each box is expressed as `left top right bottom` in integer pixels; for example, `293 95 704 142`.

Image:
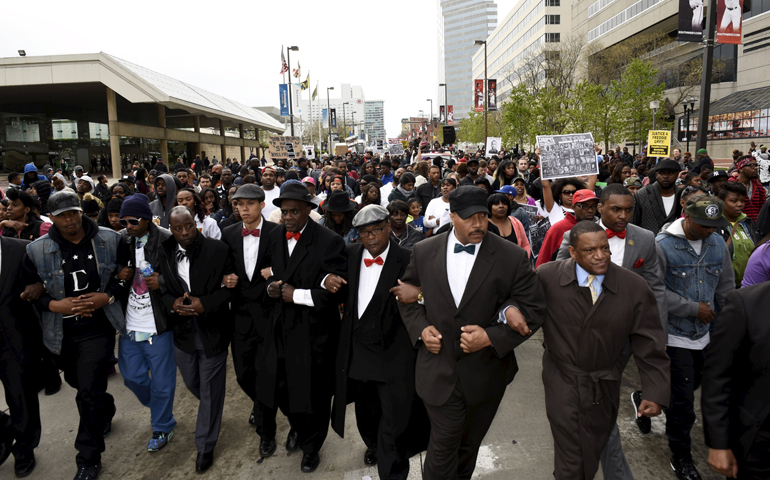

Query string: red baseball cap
572 189 598 204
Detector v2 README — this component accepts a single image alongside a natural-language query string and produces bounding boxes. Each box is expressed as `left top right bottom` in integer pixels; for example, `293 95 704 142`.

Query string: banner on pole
487 79 498 111
448 105 454 125
330 109 337 128
678 0 705 42
322 109 328 128
268 136 302 161
647 130 672 157
536 133 599 180
439 105 446 124
279 84 289 116
474 80 484 112
717 0 743 44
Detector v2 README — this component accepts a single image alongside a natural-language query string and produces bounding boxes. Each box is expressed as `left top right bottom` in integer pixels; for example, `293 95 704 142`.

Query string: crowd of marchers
0 137 768 480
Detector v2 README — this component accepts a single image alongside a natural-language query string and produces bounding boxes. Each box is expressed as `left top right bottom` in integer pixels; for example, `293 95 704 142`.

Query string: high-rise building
439 0 498 121
297 83 366 138
365 101 386 144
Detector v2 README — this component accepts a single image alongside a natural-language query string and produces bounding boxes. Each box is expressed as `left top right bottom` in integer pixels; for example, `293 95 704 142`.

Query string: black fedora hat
273 182 314 207
322 191 357 213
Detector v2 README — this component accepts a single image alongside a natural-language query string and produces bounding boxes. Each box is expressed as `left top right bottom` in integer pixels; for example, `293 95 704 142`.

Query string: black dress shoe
195 452 214 473
103 404 116 439
631 390 651 434
300 453 320 473
248 409 256 426
285 429 300 453
0 436 11 467
45 376 62 396
259 437 277 458
73 463 101 480
364 447 377 466
14 451 36 478
670 455 702 480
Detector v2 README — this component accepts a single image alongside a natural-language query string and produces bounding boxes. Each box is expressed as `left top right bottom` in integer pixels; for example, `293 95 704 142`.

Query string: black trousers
350 379 411 480
256 359 329 456
53 334 115 467
0 335 41 458
230 329 261 402
665 346 705 457
423 385 505 480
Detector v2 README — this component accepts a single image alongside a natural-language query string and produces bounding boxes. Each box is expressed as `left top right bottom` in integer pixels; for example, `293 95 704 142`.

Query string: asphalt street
0 329 721 480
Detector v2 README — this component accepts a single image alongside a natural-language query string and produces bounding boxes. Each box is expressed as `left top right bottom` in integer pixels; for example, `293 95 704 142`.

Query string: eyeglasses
358 227 385 238
745 163 758 168
561 189 577 196
119 218 141 227
574 202 598 211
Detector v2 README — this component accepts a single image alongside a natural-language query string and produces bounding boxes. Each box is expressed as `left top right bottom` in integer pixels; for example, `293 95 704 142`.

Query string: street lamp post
327 87 334 154
287 46 299 136
683 97 696 153
439 83 448 124
427 99 433 141
343 102 349 139
650 100 660 130
475 40 488 145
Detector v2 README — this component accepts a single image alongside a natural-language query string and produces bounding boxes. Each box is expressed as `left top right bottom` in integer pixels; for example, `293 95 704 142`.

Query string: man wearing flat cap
655 196 735 480
394 186 546 479
328 205 429 479
219 184 279 432
258 182 347 473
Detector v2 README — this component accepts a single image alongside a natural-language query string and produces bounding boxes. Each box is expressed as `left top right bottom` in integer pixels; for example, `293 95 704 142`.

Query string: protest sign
485 137 502 158
536 133 598 180
530 218 551 259
268 136 302 161
303 145 316 159
518 204 539 226
389 144 404 155
647 130 671 157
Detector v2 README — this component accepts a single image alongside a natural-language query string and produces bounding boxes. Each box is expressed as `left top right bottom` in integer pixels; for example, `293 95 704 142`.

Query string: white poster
304 145 316 159
536 133 599 181
485 137 502 158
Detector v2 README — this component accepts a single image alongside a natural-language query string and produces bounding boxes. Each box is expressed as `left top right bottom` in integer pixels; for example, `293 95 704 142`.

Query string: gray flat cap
231 184 265 201
353 205 389 228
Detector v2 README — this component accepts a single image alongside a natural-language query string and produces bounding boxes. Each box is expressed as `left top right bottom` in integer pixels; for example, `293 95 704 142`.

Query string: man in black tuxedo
0 236 42 477
703 280 770 480
260 183 346 473
329 205 429 480
396 186 546 480
157 206 232 473
220 185 278 431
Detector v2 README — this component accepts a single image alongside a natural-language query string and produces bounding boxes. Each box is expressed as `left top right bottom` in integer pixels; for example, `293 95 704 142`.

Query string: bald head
169 205 197 247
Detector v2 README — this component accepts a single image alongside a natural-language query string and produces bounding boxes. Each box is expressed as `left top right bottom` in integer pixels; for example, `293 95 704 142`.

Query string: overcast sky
2 0 518 137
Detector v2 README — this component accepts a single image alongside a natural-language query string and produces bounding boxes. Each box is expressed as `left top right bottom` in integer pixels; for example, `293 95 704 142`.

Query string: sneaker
631 390 651 434
670 455 702 480
73 463 101 480
147 430 174 452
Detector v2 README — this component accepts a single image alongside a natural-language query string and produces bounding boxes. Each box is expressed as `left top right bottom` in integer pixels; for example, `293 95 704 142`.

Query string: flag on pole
293 62 301 79
280 47 288 74
312 84 318 101
301 73 309 91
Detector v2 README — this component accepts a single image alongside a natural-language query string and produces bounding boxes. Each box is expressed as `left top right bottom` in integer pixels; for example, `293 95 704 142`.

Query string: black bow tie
176 249 188 263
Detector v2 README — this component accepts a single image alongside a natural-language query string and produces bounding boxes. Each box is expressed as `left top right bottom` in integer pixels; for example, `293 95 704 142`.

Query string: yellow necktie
586 274 597 304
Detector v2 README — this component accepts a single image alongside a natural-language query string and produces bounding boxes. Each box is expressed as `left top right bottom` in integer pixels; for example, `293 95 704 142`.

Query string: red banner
474 79 484 112
717 0 743 44
448 105 454 125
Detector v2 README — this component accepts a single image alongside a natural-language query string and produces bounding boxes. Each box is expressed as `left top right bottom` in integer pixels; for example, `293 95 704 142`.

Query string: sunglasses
745 163 758 168
119 218 142 227
561 189 577 196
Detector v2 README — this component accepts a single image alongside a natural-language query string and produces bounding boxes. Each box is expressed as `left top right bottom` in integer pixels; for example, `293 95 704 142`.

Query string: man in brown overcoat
537 220 670 479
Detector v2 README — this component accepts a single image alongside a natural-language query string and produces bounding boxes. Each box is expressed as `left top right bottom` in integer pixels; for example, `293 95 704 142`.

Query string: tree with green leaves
457 110 501 145
500 83 535 150
616 58 667 152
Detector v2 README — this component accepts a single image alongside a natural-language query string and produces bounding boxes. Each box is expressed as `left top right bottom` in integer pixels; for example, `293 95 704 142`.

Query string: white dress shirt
176 245 191 291
446 229 482 307
243 218 263 281
357 244 390 316
599 220 626 267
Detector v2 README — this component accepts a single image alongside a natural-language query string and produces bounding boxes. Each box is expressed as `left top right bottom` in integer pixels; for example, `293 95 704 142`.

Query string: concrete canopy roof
0 52 285 133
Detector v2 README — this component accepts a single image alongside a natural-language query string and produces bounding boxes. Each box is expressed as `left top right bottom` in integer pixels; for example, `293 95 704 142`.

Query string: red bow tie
286 231 301 241
364 256 384 267
606 229 626 239
241 228 260 237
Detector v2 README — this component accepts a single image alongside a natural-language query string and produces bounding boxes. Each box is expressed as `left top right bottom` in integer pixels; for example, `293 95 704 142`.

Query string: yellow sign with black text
647 130 671 157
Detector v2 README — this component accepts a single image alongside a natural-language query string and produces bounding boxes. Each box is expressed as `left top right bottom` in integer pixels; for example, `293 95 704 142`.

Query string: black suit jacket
0 237 41 363
157 233 233 357
221 218 278 338
703 281 770 461
398 229 546 406
332 241 429 455
258 219 347 413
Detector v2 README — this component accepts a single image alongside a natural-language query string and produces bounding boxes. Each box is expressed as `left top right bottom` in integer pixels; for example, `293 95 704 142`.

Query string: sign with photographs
530 218 551 259
268 136 302 161
389 144 405 155
678 0 705 42
536 133 599 180
485 137 502 158
518 204 539 226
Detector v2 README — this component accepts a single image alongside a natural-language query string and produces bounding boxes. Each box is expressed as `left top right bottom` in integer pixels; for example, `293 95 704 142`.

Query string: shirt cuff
498 305 519 324
293 288 315 307
319 274 331 290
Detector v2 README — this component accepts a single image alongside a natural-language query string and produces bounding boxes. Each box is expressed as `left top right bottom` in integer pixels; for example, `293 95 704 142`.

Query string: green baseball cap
684 196 728 227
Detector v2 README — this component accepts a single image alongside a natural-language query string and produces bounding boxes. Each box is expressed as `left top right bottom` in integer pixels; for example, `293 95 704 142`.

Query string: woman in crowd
319 191 358 244
423 177 456 233
413 161 430 188
716 182 760 287
487 193 530 257
539 176 587 225
609 164 632 185
212 185 237 225
110 182 130 199
512 177 536 206
200 187 220 216
176 188 221 239
388 172 417 203
490 159 517 190
359 183 382 210
0 198 7 220
387 200 425 250
135 168 150 195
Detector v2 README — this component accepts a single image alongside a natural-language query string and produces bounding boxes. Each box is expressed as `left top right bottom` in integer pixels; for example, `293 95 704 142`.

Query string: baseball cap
495 185 518 196
707 170 728 183
449 186 489 219
572 189 599 204
301 176 316 186
696 148 708 155
623 176 642 188
49 191 83 216
684 196 728 227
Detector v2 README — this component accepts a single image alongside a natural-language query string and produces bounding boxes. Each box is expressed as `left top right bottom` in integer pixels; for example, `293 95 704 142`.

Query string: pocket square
633 258 644 269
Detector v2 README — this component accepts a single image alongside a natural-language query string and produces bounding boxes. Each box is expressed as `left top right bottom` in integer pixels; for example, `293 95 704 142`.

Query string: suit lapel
253 219 271 286
457 238 494 312
283 221 312 281
622 226 636 270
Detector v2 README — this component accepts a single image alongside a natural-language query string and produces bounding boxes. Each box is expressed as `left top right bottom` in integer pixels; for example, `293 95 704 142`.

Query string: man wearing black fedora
258 182 347 473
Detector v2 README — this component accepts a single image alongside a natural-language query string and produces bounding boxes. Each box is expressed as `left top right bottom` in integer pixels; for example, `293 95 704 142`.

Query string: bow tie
286 231 301 241
242 228 260 237
606 229 626 239
175 249 188 262
364 256 384 267
454 243 476 255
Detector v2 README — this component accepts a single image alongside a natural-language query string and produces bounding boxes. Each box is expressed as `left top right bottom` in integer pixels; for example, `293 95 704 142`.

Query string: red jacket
729 177 766 221
535 213 578 269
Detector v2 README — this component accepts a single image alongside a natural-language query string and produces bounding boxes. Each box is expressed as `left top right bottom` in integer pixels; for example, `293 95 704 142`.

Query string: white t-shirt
661 194 676 217
262 187 280 218
197 216 221 239
424 197 451 229
125 244 156 333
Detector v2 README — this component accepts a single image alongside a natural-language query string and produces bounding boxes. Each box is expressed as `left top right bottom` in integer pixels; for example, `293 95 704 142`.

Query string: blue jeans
118 331 177 433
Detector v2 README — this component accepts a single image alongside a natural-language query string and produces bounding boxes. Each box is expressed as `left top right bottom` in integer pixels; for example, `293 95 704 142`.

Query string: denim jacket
655 219 734 341
26 227 126 354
